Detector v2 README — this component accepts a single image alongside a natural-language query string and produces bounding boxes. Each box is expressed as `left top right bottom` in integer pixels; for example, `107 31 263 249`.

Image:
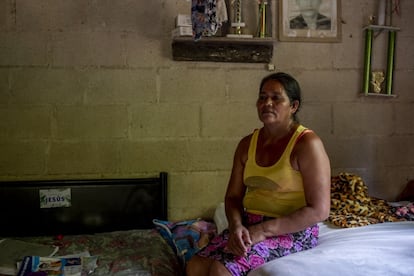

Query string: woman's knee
186 255 211 276
186 255 231 276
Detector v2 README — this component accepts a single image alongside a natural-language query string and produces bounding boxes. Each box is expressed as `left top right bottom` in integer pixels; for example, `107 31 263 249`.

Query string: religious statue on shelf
371 71 385 93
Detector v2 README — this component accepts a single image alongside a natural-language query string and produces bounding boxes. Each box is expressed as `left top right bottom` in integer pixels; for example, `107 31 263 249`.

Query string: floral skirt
197 213 319 276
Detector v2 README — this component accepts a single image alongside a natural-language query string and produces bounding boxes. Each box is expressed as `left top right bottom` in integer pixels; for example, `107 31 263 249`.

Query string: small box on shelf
171 26 193 38
176 14 192 27
172 14 193 38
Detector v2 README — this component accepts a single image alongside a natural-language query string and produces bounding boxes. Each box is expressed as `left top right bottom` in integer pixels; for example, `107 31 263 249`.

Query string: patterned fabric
191 0 225 41
14 229 181 276
153 219 217 267
392 202 414 220
328 173 403 228
197 213 319 276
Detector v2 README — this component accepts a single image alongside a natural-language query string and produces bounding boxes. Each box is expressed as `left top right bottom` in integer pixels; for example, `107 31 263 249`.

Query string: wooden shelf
171 36 274 63
172 0 276 63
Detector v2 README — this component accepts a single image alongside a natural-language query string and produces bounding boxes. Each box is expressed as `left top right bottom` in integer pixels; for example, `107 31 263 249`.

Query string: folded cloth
216 0 228 25
191 0 227 41
153 219 217 267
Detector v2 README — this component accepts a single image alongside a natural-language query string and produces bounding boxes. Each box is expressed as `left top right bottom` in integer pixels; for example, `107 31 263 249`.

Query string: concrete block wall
0 0 413 220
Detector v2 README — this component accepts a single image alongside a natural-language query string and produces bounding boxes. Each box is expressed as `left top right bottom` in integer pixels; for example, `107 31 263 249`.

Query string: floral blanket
15 229 181 276
392 202 414 220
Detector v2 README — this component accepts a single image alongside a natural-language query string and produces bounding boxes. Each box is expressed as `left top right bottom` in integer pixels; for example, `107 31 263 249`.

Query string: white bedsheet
249 221 414 276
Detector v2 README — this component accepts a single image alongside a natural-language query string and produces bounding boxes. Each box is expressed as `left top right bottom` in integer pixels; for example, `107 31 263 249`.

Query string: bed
248 173 414 276
0 172 182 276
212 203 414 276
2 172 413 276
213 173 414 276
249 220 414 276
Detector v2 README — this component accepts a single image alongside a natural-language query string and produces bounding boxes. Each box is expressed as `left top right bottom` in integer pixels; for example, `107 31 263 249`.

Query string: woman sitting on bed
186 72 331 276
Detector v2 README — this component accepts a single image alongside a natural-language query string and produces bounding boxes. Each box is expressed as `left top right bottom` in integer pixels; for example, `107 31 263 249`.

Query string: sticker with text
39 188 72 208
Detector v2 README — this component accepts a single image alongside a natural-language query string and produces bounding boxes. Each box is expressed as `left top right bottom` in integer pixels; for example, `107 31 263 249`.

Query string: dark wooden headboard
0 172 168 237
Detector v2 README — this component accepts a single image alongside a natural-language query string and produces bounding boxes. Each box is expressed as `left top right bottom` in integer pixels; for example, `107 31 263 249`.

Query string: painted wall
0 0 413 220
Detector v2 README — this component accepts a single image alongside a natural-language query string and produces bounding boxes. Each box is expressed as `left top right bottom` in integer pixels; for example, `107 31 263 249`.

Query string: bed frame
0 172 168 236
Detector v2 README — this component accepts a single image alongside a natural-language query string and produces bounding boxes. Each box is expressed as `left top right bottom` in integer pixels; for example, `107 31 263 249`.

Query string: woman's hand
225 224 252 257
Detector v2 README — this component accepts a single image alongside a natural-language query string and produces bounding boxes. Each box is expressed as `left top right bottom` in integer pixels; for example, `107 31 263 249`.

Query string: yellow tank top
243 125 308 218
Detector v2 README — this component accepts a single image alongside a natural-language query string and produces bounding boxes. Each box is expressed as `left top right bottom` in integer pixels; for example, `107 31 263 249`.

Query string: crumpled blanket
392 202 414 220
328 173 403 228
153 218 217 267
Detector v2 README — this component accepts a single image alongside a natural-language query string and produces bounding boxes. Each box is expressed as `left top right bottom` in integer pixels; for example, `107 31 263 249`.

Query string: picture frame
279 0 341 42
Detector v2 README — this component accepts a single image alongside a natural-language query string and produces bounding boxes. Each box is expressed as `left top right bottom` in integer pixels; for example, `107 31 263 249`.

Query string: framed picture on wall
279 0 341 42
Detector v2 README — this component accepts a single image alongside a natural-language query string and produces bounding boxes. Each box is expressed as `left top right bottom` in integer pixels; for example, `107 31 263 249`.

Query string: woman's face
256 80 295 125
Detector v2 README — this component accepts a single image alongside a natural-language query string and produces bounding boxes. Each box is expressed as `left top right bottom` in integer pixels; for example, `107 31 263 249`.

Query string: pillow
213 202 228 234
153 219 216 267
393 202 414 220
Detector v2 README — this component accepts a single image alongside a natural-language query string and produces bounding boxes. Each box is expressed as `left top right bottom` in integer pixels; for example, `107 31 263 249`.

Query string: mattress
249 221 414 276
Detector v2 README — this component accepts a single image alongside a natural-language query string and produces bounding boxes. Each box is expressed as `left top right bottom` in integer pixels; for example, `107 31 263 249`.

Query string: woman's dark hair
259 72 302 121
